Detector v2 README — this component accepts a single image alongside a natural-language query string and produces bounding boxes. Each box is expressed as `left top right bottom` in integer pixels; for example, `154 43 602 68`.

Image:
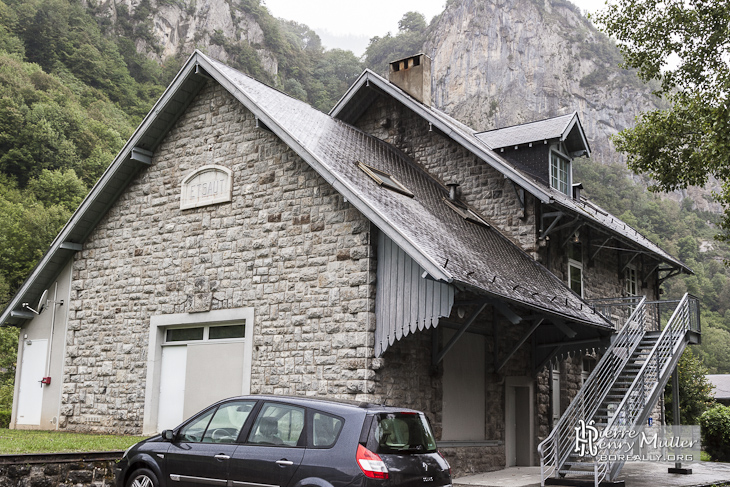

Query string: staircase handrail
597 293 694 481
538 296 647 486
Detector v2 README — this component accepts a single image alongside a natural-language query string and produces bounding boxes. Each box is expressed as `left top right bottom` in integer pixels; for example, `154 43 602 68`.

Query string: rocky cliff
426 0 654 163
86 0 278 77
423 0 719 211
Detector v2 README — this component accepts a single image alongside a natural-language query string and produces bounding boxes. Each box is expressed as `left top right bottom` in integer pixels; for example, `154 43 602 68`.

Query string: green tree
700 404 730 462
0 325 18 410
592 0 730 241
665 351 716 425
27 168 87 212
364 12 429 73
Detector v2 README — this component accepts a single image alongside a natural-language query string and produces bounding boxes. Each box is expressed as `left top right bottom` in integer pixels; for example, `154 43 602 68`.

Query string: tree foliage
592 0 730 240
575 160 730 374
700 404 730 461
664 351 715 425
364 12 430 74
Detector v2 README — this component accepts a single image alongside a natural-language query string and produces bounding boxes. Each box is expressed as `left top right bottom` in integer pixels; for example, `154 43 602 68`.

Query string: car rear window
368 413 437 454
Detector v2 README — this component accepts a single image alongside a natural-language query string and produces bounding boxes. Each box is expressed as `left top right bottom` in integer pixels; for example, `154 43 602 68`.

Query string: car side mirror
162 430 175 441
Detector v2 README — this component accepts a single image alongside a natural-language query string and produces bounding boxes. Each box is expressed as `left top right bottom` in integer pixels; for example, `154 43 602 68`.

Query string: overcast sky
263 0 609 55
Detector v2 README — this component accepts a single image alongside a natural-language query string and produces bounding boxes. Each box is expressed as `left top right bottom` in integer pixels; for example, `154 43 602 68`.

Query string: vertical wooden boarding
374 233 455 356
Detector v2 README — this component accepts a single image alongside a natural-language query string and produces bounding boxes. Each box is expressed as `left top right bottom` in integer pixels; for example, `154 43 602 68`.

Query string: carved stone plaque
181 165 232 210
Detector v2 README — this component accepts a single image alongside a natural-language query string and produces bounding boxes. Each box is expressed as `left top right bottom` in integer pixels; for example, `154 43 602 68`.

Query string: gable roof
330 69 691 275
475 112 591 156
0 51 610 329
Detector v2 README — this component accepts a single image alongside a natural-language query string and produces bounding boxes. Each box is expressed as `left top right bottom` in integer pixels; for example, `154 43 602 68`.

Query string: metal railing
599 293 698 481
538 297 647 487
538 294 700 487
587 295 700 334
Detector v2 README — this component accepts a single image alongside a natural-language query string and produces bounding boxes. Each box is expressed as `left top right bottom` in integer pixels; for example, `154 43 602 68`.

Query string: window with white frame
550 151 571 195
551 362 561 426
581 357 595 386
568 241 583 297
625 266 638 297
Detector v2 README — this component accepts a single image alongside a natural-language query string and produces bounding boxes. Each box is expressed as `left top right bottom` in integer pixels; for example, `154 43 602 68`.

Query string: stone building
3 52 692 475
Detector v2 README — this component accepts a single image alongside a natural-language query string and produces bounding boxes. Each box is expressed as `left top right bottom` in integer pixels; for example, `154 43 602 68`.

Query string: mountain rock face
426 0 652 163
87 0 278 76
424 0 720 211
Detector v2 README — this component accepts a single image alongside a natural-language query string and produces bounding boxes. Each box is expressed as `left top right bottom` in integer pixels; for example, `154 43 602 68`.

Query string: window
357 161 414 197
550 151 571 195
582 357 595 386
164 323 245 344
178 400 255 443
248 402 305 447
551 362 561 426
312 412 344 448
568 242 583 297
370 413 437 454
625 266 638 297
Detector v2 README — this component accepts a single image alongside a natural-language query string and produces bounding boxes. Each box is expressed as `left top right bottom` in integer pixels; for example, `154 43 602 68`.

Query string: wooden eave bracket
658 267 682 284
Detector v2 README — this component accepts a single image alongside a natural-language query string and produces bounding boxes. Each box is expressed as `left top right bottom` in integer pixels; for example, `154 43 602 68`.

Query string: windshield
368 413 437 454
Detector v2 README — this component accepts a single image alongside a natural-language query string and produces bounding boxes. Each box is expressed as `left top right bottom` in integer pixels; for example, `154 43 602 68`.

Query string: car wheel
127 468 159 487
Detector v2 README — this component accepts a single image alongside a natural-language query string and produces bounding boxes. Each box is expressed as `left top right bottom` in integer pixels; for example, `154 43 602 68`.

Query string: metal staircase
538 293 700 487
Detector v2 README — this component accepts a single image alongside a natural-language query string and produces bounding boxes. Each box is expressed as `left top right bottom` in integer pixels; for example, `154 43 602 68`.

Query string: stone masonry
62 81 378 433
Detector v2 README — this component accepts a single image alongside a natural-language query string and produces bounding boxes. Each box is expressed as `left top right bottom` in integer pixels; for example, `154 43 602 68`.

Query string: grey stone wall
63 81 378 433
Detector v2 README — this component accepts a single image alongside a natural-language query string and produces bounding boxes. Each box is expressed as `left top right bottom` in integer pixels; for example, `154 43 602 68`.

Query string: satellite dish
37 289 48 314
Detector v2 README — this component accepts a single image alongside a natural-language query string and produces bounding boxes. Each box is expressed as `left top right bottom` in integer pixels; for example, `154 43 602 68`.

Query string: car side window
248 402 305 447
178 400 255 444
312 412 343 448
178 409 215 443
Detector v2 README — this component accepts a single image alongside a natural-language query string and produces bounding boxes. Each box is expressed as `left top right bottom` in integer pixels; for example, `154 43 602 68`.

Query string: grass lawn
0 429 148 454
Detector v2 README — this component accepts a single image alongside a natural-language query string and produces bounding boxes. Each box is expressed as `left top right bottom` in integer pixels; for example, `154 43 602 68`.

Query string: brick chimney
389 54 431 106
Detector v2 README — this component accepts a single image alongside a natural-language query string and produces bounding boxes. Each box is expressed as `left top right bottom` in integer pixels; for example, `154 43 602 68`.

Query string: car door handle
275 460 294 466
215 454 231 460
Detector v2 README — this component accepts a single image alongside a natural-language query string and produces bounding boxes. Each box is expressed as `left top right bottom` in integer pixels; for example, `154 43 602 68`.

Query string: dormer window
550 151 571 196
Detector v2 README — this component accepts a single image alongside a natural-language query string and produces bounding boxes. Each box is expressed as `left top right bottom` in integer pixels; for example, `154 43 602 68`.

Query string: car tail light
438 450 451 476
357 444 389 479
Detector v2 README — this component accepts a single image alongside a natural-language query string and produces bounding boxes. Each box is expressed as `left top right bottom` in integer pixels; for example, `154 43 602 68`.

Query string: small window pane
312 412 344 448
179 408 215 443
550 153 570 195
209 324 245 340
166 327 204 342
202 400 256 443
248 402 305 447
569 242 582 263
569 263 583 297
